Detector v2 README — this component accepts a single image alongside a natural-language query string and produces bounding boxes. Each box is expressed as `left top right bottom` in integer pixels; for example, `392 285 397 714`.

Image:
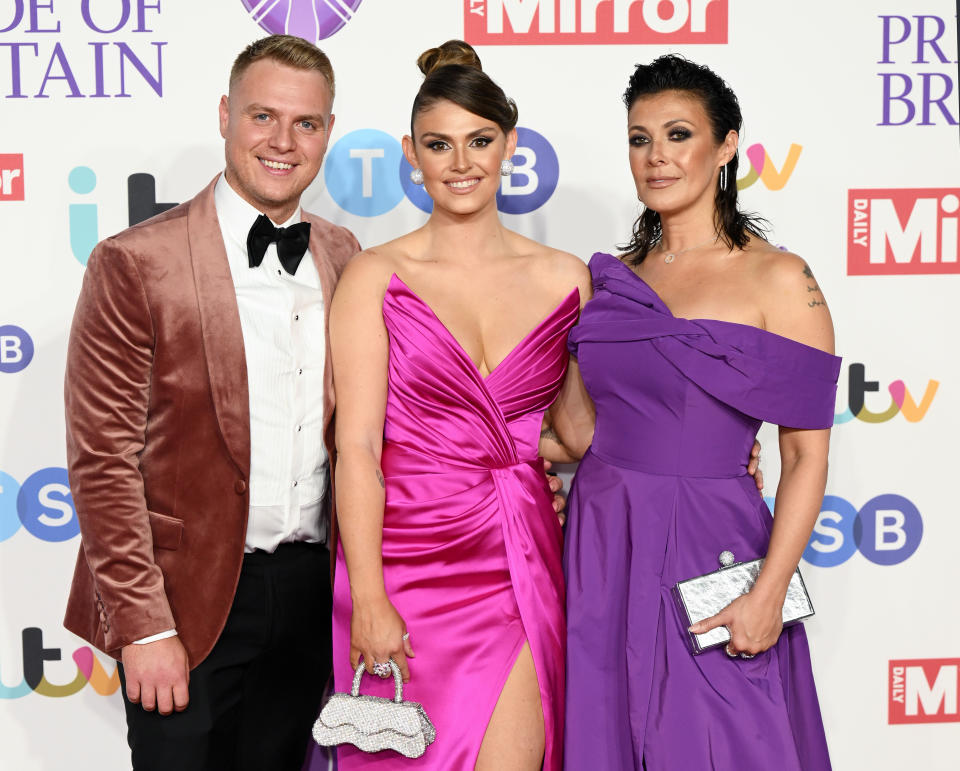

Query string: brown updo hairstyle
411 40 518 135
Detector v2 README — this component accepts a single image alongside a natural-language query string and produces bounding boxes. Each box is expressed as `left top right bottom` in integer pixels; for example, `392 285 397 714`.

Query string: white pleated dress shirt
215 174 329 552
135 175 329 645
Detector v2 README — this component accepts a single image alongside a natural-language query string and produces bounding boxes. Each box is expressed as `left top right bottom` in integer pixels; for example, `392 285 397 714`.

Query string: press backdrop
1 1 958 769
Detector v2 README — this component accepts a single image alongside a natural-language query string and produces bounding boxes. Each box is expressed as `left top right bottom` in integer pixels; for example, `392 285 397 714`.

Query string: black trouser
118 542 333 771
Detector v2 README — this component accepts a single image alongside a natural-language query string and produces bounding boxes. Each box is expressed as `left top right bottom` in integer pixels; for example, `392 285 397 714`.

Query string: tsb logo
800 494 922 567
0 325 34 373
0 468 78 543
848 188 959 275
0 153 24 200
325 127 559 217
464 0 727 45
889 659 959 724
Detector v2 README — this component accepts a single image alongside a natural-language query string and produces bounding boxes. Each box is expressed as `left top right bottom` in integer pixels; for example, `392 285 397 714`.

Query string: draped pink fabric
332 274 579 769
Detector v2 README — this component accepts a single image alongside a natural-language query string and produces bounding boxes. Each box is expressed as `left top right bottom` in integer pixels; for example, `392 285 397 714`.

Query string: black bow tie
246 214 311 275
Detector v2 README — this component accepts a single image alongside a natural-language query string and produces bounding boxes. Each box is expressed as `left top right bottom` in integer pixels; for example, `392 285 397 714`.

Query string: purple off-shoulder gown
563 253 840 770
333 275 579 770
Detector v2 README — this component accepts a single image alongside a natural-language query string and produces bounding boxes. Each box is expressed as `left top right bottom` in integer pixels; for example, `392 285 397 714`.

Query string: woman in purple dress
551 56 840 769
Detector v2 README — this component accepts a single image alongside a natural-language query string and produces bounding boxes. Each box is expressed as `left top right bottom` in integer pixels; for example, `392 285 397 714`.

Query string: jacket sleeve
64 238 175 650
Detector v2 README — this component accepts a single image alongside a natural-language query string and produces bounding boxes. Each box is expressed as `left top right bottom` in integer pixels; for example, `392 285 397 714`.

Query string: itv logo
834 363 938 424
464 0 727 45
0 627 118 699
848 188 959 275
889 659 959 724
737 143 802 192
68 165 177 265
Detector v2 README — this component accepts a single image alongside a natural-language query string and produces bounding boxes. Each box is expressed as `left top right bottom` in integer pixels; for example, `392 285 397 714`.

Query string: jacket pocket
148 510 184 551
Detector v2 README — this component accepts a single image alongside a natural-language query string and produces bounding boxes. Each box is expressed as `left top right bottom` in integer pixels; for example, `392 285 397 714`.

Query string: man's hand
544 460 567 526
747 440 764 492
121 636 190 715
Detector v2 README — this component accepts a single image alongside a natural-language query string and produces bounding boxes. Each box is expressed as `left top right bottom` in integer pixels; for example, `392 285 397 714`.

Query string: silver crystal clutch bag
312 659 436 758
673 550 815 655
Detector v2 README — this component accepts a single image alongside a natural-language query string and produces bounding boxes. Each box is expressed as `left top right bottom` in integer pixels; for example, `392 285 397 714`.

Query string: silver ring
402 633 409 641
740 652 756 660
724 643 738 658
371 661 391 678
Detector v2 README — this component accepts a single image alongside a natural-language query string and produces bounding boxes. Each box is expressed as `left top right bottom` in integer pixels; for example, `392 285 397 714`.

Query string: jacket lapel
188 176 251 476
303 211 337 442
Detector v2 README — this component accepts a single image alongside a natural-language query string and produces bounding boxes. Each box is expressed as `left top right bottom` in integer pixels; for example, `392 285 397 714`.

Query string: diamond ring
740 652 756 659
372 661 391 678
402 633 410 641
724 643 738 658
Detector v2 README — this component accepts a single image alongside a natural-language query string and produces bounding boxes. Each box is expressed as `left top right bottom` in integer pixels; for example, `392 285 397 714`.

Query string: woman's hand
543 460 567 526
350 594 416 682
689 588 784 658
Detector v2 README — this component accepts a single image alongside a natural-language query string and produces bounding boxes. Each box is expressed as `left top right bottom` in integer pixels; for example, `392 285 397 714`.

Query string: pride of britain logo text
1 0 167 99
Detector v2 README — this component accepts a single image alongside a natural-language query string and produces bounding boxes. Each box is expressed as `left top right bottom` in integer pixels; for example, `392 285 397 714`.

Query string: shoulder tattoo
801 262 827 311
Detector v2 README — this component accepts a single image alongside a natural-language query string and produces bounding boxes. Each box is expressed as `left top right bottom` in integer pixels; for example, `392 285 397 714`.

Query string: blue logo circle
325 129 404 217
496 127 560 215
17 468 78 542
0 325 34 374
68 166 96 195
0 471 21 542
854 494 923 565
399 155 434 214
802 495 859 567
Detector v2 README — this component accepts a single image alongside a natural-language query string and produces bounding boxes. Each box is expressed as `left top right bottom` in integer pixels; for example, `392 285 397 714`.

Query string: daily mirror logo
464 0 727 45
0 154 24 201
848 188 959 275
889 659 960 724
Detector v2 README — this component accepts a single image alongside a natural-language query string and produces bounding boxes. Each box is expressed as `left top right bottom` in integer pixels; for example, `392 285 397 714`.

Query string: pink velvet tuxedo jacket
63 176 360 666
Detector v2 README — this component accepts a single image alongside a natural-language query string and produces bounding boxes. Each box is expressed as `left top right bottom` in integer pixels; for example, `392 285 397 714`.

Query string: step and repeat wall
1 1 958 768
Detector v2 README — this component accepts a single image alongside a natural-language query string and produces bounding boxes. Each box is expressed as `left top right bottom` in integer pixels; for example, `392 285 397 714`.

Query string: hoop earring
719 164 727 191
500 159 514 176
409 168 424 185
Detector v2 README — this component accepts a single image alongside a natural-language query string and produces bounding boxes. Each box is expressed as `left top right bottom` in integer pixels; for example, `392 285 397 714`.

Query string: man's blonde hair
230 35 335 98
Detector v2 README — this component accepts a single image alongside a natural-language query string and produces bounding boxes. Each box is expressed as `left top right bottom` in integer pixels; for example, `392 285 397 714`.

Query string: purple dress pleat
333 274 579 770
563 253 840 771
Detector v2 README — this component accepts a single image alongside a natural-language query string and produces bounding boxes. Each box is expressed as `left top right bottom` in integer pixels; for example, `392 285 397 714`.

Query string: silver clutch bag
312 659 436 759
673 549 815 655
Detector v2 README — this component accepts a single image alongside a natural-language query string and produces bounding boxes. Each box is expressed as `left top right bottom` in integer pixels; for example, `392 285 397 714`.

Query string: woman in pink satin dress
328 41 593 770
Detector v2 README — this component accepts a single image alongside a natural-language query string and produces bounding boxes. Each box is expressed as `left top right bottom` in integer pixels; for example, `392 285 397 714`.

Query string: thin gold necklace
659 234 719 264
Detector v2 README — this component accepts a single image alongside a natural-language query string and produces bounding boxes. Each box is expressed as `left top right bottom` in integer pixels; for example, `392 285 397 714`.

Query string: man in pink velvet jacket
63 35 358 770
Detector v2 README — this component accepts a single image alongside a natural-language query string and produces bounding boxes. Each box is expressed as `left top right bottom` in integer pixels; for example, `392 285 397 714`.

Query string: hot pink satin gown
332 274 579 770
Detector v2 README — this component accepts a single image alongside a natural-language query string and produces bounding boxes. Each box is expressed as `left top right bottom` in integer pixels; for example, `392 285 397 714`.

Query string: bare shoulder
333 246 397 300
752 245 826 305
508 232 592 301
544 248 593 304
748 243 835 352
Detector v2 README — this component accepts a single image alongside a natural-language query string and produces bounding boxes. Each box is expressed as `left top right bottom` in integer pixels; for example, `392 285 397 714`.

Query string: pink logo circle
240 0 364 41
